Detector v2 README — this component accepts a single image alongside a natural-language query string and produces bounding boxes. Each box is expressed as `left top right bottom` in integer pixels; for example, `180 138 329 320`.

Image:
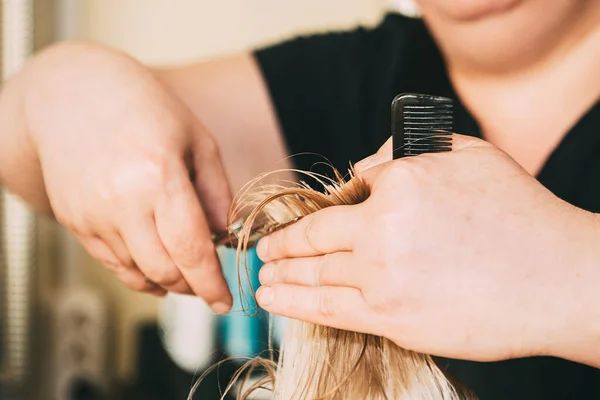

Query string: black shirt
254 12 600 400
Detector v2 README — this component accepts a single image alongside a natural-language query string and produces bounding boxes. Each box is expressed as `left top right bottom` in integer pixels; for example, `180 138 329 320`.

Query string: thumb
354 133 486 184
354 158 392 187
451 133 489 151
189 121 233 232
354 136 393 173
355 133 486 174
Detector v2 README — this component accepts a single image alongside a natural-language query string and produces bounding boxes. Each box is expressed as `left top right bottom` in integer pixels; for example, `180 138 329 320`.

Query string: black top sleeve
253 13 451 174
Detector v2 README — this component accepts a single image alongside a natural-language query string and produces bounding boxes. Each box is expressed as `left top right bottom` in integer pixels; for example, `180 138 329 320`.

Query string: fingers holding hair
256 204 362 262
256 284 376 334
259 251 363 289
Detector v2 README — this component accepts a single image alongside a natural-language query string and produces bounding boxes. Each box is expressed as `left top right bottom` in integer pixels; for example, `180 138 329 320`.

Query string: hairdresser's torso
253 7 600 399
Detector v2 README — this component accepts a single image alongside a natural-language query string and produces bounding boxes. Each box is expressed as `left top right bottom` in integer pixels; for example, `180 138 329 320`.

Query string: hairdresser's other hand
25 43 232 311
255 134 600 365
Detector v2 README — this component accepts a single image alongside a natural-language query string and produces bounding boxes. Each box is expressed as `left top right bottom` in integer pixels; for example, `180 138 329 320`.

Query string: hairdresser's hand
255 134 600 365
26 43 232 311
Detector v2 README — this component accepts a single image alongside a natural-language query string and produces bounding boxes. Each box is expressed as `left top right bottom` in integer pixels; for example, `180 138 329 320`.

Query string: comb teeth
391 93 454 159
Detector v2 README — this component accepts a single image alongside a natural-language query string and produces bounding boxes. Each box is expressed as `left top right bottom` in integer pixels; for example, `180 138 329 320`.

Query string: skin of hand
19 43 233 312
254 134 600 367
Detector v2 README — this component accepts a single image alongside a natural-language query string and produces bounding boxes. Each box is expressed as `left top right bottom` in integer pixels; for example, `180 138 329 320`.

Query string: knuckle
272 260 289 283
380 161 418 187
364 215 401 261
146 266 182 287
70 211 99 236
53 212 71 228
139 151 171 184
108 153 172 201
315 254 328 286
194 126 219 155
364 293 387 314
56 213 91 237
101 259 125 273
119 256 136 269
125 278 148 292
375 243 401 275
70 223 90 237
269 231 285 258
173 238 214 269
317 290 336 318
79 210 97 227
303 216 320 253
115 267 150 292
363 282 397 315
201 135 219 158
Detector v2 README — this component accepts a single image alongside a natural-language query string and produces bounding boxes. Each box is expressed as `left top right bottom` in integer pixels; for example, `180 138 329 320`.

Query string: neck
422 1 600 174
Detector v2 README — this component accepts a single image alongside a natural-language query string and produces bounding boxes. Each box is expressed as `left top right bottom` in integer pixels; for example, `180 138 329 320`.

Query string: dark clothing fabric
254 12 600 400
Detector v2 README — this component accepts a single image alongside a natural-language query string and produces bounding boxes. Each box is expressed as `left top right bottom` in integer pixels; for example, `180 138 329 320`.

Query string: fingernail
256 237 268 260
259 264 274 284
257 287 274 306
211 301 232 315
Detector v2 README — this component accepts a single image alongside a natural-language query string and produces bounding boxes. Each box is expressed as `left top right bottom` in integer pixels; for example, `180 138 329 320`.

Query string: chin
417 0 525 21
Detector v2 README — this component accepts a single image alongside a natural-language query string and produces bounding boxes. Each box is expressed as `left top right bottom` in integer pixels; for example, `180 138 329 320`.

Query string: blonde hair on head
191 163 476 400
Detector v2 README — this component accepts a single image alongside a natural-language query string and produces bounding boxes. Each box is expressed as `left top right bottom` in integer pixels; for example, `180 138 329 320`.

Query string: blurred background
0 1 416 399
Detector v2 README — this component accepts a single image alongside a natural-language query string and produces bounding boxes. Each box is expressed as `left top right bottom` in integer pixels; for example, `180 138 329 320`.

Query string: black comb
391 93 454 159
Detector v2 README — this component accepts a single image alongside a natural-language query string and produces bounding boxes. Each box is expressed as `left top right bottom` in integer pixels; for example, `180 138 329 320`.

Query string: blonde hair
205 164 477 400
188 164 476 400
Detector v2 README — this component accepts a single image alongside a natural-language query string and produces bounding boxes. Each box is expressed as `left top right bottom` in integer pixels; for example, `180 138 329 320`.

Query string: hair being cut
215 163 476 400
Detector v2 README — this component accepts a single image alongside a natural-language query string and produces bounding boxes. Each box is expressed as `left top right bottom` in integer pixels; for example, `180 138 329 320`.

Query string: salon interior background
0 0 415 399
